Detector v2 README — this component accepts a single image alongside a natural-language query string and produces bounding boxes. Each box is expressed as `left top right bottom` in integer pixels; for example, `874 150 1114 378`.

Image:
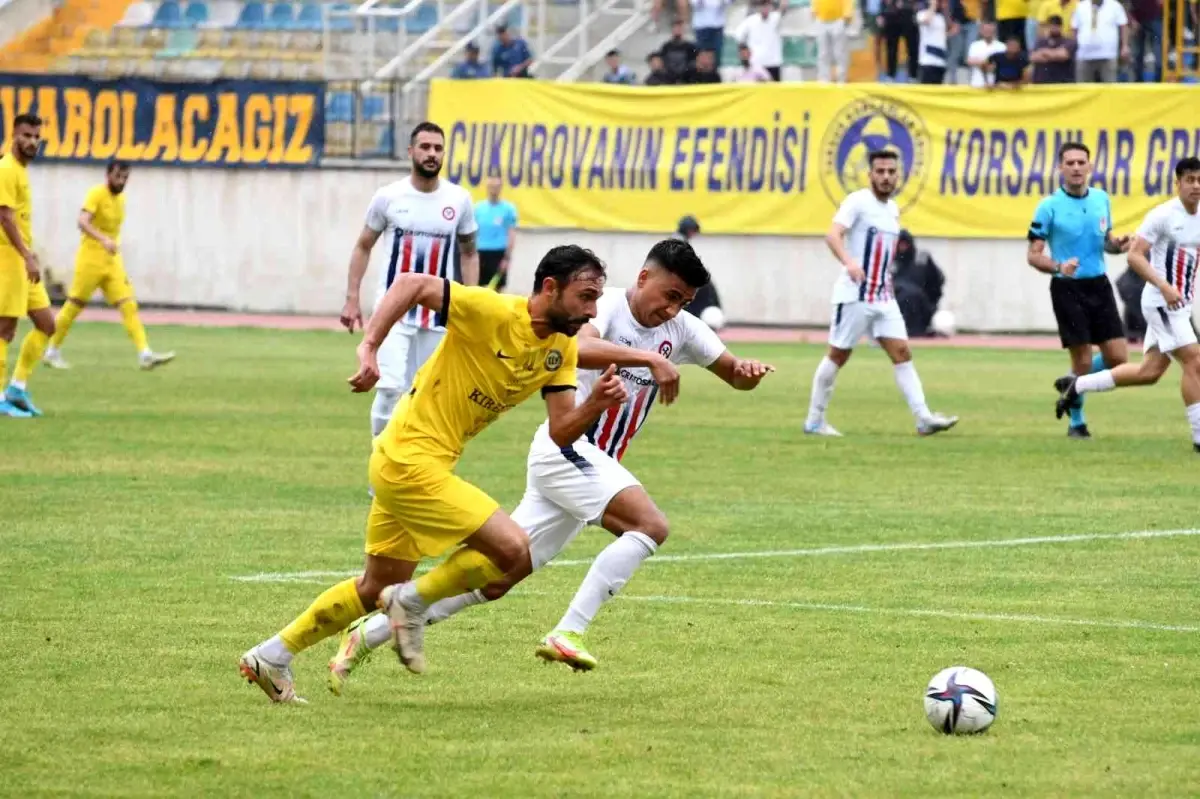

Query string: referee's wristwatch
1051 262 1063 277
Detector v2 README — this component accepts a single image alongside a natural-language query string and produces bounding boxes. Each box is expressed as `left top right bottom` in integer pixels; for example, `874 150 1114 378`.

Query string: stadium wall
31 163 1135 333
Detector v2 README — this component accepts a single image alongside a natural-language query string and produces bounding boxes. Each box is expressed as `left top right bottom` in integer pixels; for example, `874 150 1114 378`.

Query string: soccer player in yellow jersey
39 161 175 371
239 245 629 703
0 113 56 419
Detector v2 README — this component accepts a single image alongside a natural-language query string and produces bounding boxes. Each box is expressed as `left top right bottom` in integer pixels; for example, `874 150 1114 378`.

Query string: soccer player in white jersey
325 239 775 690
804 149 958 437
339 121 479 436
1055 156 1200 453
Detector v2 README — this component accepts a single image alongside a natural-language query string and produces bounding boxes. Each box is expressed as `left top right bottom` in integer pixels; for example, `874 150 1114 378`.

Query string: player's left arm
576 324 682 405
458 197 480 287
707 350 775 391
348 274 448 392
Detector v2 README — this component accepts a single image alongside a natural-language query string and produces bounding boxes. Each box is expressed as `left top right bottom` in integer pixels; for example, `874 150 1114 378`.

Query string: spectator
879 0 920 81
917 0 950 83
735 0 787 81
1030 14 1077 82
1035 0 1079 34
892 230 945 338
652 0 691 28
1129 0 1163 81
451 42 491 78
1071 0 1129 82
491 24 533 78
660 18 699 82
864 0 885 77
691 0 731 58
989 34 1030 85
966 21 1005 86
732 42 774 80
686 48 723 81
645 51 673 84
601 48 637 84
814 0 853 82
996 0 1030 52
671 215 725 330
944 0 975 83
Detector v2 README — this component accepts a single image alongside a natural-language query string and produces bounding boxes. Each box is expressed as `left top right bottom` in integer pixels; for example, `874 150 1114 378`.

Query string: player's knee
828 348 851 367
479 580 514 601
36 317 55 337
637 511 670 545
889 344 913 364
490 532 531 575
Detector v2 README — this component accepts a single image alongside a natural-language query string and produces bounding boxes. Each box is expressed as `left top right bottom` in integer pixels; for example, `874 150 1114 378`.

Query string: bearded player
325 238 776 690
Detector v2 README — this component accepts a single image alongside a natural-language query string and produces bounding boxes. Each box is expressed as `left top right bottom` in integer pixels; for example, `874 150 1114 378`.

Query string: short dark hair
647 51 662 62
13 112 42 128
868 149 898 166
1058 141 1090 161
646 238 710 289
409 121 444 145
107 159 131 173
1177 157 1200 178
533 245 606 292
1005 35 1022 44
1046 14 1063 24
606 48 619 57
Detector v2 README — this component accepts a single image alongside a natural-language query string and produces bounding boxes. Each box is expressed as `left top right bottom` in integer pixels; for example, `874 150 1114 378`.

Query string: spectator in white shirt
966 21 1006 86
733 42 774 80
734 0 788 81
691 0 731 58
1071 0 1130 82
917 0 950 83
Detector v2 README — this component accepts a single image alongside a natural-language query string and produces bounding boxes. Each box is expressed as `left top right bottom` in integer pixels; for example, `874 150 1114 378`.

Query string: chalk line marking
229 527 1200 584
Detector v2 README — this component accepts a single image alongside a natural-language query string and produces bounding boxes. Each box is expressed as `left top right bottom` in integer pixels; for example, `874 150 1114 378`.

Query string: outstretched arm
706 350 775 390
576 324 681 405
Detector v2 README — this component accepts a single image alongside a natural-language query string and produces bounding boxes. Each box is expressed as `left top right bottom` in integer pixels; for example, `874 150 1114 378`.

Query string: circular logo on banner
442 206 456 221
820 96 931 213
658 340 673 359
544 349 563 371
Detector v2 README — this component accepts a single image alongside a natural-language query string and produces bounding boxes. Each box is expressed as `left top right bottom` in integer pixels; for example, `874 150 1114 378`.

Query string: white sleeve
680 311 727 367
832 192 860 229
1114 4 1128 24
1069 6 1082 30
590 289 622 338
457 192 478 236
1136 206 1166 245
364 190 389 233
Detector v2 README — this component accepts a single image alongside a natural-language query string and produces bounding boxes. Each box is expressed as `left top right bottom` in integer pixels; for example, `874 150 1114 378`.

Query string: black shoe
1194 443 1199 453
1054 375 1081 420
1068 424 1092 439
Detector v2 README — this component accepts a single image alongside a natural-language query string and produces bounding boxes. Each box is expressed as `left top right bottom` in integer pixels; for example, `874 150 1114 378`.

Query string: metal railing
547 0 649 81
323 79 402 159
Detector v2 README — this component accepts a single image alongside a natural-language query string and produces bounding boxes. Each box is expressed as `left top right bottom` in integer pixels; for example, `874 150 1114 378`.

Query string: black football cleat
1068 424 1092 440
1055 375 1081 420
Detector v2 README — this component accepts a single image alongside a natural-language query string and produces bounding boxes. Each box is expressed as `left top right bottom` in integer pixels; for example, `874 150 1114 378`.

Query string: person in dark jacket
891 229 944 337
672 215 724 329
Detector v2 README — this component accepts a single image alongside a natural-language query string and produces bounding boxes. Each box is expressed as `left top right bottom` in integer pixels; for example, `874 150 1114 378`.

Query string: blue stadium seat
153 1 185 28
184 2 209 26
327 92 353 122
362 95 385 121
327 2 354 32
295 3 322 31
405 4 437 33
236 2 266 28
268 2 296 29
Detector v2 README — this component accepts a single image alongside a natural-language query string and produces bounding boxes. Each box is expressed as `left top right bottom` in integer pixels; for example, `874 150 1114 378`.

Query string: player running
803 149 958 437
325 238 774 689
339 121 479 439
1027 141 1132 439
1054 156 1200 453
0 113 56 419
37 160 175 372
239 245 626 703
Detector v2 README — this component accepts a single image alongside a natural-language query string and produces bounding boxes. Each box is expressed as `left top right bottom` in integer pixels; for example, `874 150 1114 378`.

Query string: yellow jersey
996 0 1030 20
380 280 579 467
812 0 852 23
79 183 125 259
0 154 33 254
1036 0 1077 24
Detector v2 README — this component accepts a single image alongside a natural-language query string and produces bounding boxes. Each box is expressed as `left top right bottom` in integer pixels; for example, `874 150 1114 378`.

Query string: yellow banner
427 79 1198 239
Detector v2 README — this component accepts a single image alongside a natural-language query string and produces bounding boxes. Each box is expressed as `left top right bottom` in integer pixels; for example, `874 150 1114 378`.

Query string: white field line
228 527 1200 584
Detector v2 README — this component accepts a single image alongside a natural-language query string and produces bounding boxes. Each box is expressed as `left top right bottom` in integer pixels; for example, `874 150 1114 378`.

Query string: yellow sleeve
842 0 854 19
0 164 17 210
544 337 578 391
444 280 510 338
82 185 105 215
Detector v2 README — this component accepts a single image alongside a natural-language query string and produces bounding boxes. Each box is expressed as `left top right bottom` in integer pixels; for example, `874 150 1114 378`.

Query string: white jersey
1136 197 1200 309
537 287 726 461
365 177 477 330
831 188 900 305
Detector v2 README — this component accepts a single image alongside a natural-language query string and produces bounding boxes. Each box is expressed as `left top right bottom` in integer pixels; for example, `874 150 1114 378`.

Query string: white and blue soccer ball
699 305 726 332
924 666 998 735
931 309 957 338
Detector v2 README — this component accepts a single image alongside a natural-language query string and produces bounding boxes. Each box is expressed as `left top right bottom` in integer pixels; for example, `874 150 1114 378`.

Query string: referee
1026 142 1131 439
474 175 518 289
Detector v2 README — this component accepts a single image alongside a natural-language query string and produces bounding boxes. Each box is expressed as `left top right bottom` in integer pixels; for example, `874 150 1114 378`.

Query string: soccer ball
924 666 998 735
931 309 957 338
699 306 726 331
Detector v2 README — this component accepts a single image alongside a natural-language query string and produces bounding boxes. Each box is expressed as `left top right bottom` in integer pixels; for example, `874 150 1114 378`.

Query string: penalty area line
227 527 1200 584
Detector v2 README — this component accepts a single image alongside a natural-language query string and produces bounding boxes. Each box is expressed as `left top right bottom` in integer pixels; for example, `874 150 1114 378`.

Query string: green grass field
2 322 1198 798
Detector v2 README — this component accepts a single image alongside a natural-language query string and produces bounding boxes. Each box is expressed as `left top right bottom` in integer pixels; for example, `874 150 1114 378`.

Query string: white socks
556 531 658 635
806 356 840 426
1076 370 1117 394
1188 402 1200 445
893 361 931 421
363 613 391 648
258 635 293 666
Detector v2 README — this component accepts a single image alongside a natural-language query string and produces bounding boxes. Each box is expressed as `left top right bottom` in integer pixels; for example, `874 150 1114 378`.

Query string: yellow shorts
0 252 51 318
69 255 134 305
364 448 500 562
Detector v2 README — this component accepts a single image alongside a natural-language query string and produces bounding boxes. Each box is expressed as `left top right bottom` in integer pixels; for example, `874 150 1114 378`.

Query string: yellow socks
119 300 149 353
414 547 505 605
49 301 83 349
278 578 367 654
12 329 48 384
0 339 8 383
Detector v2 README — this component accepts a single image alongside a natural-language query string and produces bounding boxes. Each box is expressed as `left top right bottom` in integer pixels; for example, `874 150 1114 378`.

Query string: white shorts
1143 305 1198 355
828 300 908 350
512 424 641 570
378 324 444 391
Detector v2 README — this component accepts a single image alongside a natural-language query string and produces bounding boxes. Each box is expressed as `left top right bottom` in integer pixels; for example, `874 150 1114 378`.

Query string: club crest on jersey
658 340 673 358
544 349 564 371
442 206 456 221
1099 216 1108 233
819 95 930 213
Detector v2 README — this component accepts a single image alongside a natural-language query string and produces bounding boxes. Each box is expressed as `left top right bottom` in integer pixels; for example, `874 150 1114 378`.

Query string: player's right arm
1128 209 1182 308
827 195 865 283
0 167 37 280
544 364 629 447
348 273 447 392
78 187 117 255
343 191 390 332
1026 198 1075 276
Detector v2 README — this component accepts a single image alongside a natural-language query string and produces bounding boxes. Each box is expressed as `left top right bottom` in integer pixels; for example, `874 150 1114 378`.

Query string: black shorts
478 249 507 290
1050 275 1125 348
